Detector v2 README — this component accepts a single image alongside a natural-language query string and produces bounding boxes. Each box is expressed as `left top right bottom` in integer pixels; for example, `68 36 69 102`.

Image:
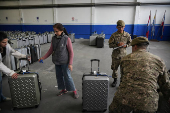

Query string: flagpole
161 10 166 39
146 10 151 39
151 10 157 40
150 10 152 40
150 10 159 41
156 10 166 41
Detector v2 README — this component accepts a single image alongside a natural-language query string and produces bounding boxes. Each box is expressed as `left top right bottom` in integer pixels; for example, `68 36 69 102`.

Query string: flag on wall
146 11 151 38
151 10 157 38
161 10 166 39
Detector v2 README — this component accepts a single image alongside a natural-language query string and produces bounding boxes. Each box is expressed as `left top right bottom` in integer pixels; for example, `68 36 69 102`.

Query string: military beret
131 36 149 46
117 20 125 26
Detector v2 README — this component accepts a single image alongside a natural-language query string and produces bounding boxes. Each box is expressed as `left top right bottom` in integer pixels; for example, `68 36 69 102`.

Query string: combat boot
112 78 117 87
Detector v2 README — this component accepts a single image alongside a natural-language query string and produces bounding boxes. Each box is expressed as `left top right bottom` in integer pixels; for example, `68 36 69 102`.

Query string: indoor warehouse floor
1 39 170 113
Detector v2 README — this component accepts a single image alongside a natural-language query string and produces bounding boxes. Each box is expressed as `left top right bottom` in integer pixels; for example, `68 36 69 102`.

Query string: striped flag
151 10 157 38
161 10 166 39
146 11 151 38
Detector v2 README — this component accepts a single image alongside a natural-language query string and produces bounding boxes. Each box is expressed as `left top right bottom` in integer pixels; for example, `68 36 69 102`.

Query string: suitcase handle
90 59 100 74
18 58 30 73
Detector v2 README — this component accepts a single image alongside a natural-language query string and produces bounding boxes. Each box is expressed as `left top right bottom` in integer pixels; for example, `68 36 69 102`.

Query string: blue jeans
0 72 6 102
55 64 76 91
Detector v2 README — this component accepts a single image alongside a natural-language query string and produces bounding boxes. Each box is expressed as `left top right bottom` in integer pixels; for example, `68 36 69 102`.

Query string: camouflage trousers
111 58 121 78
109 98 156 113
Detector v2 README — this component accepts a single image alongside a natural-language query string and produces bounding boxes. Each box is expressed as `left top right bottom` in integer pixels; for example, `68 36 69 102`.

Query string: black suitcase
29 45 38 63
96 36 104 48
82 59 109 112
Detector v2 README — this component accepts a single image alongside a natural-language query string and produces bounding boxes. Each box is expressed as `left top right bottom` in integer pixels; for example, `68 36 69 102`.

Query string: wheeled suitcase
22 37 29 47
89 34 98 46
27 47 32 64
43 34 48 44
29 37 35 45
10 39 20 49
68 33 75 43
15 48 28 68
8 59 42 109
39 35 44 45
34 35 40 45
82 59 109 112
29 45 38 63
96 36 104 48
10 55 17 71
47 34 52 43
34 44 41 60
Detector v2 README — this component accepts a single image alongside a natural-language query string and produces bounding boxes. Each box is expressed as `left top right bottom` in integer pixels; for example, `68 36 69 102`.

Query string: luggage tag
39 59 43 63
94 71 99 79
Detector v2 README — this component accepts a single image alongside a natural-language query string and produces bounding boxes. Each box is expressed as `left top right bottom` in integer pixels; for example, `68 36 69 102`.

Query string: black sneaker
112 81 117 87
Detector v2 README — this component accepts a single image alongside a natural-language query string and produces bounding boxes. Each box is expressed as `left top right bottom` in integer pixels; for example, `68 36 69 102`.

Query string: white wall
0 1 19 6
95 0 136 3
20 0 52 5
56 0 91 4
22 9 53 25
56 7 91 25
0 0 54 25
95 6 135 25
0 0 170 25
139 6 170 25
0 10 20 24
138 0 170 3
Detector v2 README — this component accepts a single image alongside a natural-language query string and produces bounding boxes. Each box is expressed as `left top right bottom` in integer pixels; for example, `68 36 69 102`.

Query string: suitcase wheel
103 109 107 112
11 107 17 111
82 109 87 112
35 105 39 108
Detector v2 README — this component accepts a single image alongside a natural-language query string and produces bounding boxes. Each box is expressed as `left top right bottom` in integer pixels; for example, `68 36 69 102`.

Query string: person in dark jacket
39 23 79 99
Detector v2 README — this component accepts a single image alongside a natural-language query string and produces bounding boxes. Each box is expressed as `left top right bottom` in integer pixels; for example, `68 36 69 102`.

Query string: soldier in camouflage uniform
109 37 170 113
108 20 132 87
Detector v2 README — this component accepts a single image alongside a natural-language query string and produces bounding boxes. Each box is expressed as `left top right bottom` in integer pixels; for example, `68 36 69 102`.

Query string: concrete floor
1 39 170 113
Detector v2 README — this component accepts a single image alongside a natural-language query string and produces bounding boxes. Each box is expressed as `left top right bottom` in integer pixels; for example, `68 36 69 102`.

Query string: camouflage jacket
108 31 131 59
114 49 170 112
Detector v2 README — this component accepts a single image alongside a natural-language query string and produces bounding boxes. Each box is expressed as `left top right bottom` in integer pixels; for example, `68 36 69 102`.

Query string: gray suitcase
34 44 41 60
68 33 75 43
43 34 48 44
89 34 98 46
29 37 35 45
10 39 20 49
8 59 42 109
39 35 44 44
47 34 52 43
82 59 109 112
34 35 40 45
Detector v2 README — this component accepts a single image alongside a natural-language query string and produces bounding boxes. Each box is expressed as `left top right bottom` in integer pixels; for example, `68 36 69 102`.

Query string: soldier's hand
12 73 19 79
123 44 127 48
118 42 126 48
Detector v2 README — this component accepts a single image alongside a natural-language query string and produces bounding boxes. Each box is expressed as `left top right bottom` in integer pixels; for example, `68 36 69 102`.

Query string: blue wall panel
0 24 169 41
133 25 170 41
22 25 53 33
64 25 91 39
0 25 22 31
